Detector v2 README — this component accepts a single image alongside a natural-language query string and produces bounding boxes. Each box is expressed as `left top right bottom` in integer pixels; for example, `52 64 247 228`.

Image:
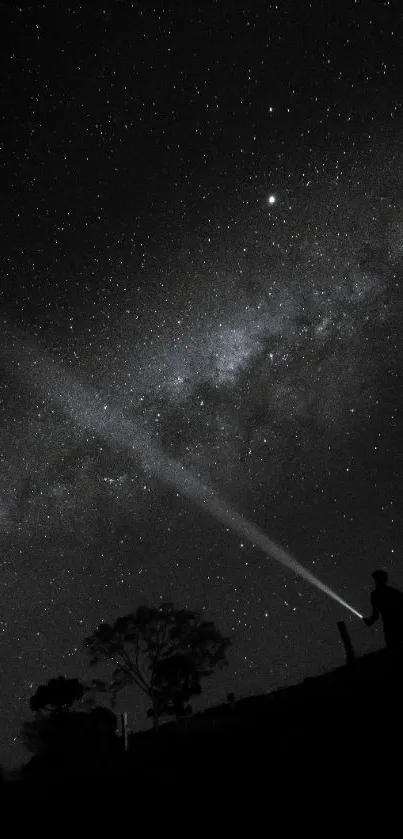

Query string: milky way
1 157 400 722
2 174 398 548
0 3 402 768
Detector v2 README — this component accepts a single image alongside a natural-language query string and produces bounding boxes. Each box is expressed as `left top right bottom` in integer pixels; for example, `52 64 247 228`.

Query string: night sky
1 1 403 767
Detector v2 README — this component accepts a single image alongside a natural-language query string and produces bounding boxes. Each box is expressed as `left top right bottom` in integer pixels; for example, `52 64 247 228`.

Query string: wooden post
121 711 128 752
337 620 355 666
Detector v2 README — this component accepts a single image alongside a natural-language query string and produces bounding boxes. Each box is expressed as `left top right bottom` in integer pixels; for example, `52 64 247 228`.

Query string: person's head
372 569 388 587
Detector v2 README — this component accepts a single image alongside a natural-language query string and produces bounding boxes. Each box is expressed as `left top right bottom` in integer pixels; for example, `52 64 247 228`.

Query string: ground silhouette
3 645 403 808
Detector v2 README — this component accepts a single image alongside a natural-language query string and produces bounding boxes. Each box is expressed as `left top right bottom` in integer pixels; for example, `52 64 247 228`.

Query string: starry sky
1 1 403 767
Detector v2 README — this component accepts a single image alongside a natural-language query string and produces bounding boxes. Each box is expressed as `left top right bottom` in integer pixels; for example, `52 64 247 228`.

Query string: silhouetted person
363 570 403 650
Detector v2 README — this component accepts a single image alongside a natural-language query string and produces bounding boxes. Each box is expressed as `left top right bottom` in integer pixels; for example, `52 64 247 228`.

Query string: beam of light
0 324 363 620
142 448 363 619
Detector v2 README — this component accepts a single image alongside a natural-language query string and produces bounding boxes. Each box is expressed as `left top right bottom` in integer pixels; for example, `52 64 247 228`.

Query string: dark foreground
2 648 402 812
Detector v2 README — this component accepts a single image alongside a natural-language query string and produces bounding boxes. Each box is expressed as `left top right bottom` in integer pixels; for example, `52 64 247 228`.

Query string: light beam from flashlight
1 325 363 620
141 447 363 619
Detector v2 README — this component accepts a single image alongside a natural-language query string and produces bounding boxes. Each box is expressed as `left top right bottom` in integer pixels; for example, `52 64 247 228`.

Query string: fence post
337 620 355 666
121 711 128 751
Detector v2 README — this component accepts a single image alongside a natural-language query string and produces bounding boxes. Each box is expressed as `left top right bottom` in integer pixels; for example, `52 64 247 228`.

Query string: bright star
268 195 276 205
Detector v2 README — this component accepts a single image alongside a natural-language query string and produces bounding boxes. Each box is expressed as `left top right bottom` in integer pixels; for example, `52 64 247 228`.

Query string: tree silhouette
22 713 60 756
29 676 85 715
84 602 231 731
23 676 88 760
21 706 118 762
149 652 202 721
